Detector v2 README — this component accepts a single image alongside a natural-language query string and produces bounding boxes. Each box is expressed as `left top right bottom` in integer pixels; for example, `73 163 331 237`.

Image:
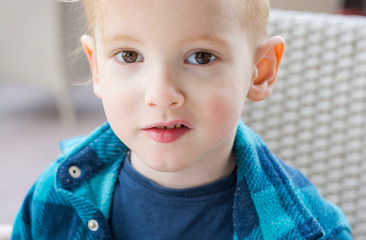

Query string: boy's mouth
154 124 185 130
143 120 193 130
143 121 192 143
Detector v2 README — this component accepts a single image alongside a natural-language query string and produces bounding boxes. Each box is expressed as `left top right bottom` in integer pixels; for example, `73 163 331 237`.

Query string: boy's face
85 0 279 177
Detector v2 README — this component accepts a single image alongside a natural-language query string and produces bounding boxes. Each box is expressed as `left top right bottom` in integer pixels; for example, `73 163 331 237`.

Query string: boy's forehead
103 0 239 21
101 0 239 12
98 0 244 42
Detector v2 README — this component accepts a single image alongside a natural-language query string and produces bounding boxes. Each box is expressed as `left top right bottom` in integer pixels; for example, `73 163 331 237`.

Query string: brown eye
122 51 138 63
186 51 216 65
116 50 143 63
195 52 212 64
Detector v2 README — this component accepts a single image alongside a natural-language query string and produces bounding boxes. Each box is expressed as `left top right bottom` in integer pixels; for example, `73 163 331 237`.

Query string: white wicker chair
242 10 366 238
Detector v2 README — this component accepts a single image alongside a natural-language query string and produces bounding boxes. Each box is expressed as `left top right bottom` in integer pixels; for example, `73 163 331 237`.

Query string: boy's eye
186 51 216 65
115 50 144 63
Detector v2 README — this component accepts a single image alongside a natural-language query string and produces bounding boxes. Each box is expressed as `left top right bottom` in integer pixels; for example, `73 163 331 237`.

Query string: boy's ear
81 34 101 99
247 36 285 102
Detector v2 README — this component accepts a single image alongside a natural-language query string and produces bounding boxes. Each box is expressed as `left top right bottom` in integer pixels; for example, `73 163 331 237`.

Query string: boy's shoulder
12 122 128 240
233 121 352 239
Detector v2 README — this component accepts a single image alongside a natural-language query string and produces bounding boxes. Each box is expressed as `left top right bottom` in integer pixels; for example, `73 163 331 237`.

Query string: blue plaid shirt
12 121 352 239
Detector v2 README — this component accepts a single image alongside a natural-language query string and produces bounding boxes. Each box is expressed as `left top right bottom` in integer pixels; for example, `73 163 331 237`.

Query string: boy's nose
144 68 185 109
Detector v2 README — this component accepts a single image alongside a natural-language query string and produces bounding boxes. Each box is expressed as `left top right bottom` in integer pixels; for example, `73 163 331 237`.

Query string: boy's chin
131 151 193 173
141 156 192 173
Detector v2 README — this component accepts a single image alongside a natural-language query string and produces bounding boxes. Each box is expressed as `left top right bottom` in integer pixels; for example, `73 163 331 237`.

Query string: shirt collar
57 122 128 190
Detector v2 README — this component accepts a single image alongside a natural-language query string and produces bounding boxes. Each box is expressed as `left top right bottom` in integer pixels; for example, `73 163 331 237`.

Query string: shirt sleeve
11 184 36 240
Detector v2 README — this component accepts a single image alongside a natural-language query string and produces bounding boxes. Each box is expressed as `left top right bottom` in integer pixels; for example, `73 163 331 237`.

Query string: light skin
82 0 285 189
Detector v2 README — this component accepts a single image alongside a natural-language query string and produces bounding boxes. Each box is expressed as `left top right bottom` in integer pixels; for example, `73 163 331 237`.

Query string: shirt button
88 219 99 231
68 166 81 178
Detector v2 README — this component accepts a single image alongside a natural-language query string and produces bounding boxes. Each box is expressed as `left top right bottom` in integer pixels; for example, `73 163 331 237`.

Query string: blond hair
239 0 270 45
82 0 269 45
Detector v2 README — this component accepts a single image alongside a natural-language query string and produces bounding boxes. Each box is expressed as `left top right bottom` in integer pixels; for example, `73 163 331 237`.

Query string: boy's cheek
100 91 137 126
202 90 243 132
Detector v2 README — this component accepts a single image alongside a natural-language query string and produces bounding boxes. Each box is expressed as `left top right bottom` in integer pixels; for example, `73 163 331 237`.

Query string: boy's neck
130 151 236 189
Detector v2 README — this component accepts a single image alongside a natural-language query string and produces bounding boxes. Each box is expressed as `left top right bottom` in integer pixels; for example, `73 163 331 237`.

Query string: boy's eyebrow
180 34 229 47
104 34 144 45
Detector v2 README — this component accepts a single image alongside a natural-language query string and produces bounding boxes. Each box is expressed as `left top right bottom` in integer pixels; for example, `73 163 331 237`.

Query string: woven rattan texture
241 10 366 239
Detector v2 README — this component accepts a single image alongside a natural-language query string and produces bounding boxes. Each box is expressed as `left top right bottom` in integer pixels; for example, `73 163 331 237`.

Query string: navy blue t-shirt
110 155 236 240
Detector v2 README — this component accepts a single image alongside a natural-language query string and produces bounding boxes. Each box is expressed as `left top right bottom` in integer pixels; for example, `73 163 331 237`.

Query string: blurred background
1 0 365 233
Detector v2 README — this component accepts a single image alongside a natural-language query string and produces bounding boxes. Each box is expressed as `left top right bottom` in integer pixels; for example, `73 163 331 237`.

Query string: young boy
12 0 351 239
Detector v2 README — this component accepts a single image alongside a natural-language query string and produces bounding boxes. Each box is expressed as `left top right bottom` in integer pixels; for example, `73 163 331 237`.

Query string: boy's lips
142 120 193 130
142 120 192 143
